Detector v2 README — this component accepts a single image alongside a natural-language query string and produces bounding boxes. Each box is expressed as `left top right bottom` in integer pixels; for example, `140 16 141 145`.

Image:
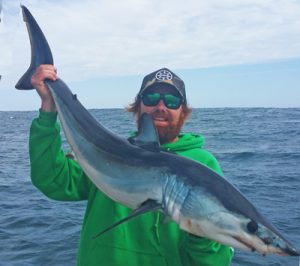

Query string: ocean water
0 108 299 266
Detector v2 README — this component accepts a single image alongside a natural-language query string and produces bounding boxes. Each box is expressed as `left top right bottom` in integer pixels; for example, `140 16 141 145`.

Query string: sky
0 0 300 111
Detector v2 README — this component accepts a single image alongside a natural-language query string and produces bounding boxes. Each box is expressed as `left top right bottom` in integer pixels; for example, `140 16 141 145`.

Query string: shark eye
247 220 258 234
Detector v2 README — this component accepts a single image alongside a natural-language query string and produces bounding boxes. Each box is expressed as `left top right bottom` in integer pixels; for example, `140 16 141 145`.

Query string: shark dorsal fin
128 113 160 152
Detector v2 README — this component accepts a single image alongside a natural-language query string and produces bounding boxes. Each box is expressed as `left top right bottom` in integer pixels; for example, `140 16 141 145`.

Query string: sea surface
0 108 299 266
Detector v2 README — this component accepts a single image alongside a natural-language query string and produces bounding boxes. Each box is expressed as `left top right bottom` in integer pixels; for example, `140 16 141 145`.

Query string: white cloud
1 0 300 88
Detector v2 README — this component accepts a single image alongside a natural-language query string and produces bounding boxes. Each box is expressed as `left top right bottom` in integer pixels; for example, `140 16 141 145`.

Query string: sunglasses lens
142 93 161 106
164 94 182 109
142 93 182 109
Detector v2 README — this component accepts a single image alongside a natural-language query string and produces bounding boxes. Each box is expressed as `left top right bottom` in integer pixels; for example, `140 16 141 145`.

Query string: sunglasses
141 92 183 110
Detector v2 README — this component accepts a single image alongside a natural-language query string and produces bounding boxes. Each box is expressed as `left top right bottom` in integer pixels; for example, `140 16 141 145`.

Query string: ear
180 107 187 121
181 104 192 123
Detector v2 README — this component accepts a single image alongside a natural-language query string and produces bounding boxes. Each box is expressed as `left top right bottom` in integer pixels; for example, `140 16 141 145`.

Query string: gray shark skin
16 5 299 257
0 0 2 23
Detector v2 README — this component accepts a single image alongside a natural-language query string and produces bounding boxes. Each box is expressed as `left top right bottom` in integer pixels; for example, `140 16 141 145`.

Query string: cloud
1 0 300 88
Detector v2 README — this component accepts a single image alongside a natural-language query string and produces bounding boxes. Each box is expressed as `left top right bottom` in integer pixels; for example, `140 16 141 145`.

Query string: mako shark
0 0 2 23
16 5 299 257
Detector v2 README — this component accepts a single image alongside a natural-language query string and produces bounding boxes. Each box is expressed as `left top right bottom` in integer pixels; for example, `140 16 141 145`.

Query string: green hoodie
29 110 234 266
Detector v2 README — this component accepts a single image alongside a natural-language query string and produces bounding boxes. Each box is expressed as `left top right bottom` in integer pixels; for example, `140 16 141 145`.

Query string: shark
0 0 2 23
16 5 299 257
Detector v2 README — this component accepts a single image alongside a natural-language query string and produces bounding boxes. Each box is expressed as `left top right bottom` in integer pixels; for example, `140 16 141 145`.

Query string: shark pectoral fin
93 199 161 239
128 113 161 152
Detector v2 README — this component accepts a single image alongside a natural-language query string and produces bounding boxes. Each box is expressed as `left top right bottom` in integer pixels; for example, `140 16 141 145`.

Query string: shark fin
128 113 160 152
93 199 161 239
15 5 53 90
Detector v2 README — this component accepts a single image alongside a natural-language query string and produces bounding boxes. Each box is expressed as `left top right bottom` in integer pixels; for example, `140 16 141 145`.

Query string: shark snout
238 219 299 256
180 211 299 257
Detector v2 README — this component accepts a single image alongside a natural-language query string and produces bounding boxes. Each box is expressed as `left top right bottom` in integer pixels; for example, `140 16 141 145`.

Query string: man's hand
31 64 58 112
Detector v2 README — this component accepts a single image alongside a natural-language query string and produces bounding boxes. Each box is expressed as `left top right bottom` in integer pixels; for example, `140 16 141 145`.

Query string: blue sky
0 0 300 110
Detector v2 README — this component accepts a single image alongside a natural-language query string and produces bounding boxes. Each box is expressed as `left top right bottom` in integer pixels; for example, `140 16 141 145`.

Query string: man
30 66 234 265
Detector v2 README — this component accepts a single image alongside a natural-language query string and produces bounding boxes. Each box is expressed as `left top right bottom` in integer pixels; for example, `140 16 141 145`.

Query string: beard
137 109 186 145
156 122 182 144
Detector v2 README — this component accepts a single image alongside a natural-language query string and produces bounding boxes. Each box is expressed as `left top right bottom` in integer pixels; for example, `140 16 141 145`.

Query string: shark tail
15 5 53 90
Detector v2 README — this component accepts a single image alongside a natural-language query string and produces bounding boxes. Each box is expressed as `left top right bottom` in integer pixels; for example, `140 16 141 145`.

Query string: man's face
138 84 185 144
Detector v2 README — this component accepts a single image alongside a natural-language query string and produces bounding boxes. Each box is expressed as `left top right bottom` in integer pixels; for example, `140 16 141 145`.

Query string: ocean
0 108 299 266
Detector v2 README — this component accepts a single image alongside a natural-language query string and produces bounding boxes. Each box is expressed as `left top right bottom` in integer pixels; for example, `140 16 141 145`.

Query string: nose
156 99 167 110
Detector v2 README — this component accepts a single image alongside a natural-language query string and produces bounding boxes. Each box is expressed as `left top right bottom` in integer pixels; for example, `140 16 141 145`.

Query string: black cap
137 68 186 102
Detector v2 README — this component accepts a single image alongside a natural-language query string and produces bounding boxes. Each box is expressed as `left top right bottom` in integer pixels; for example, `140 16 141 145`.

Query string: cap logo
155 69 173 81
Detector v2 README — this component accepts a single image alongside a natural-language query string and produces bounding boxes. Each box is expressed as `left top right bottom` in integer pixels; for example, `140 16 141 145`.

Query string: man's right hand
31 64 58 112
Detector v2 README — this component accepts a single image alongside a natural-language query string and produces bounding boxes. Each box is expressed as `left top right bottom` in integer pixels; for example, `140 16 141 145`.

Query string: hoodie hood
161 133 205 152
130 131 205 153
